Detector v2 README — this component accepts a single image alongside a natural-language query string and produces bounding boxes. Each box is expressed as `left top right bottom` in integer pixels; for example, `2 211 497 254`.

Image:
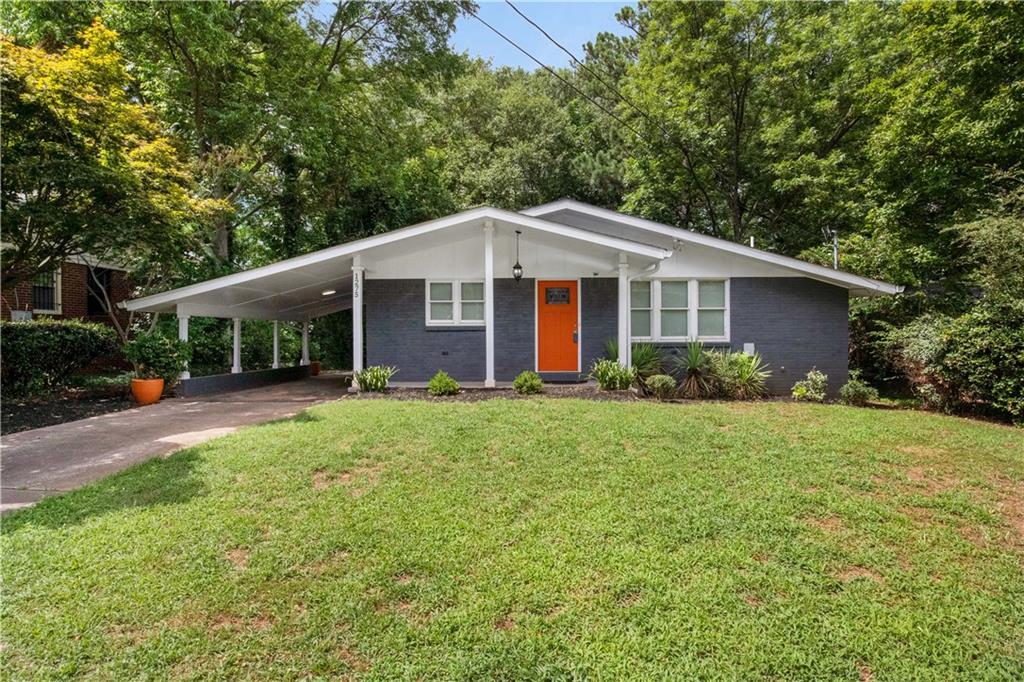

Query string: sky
450 1 633 70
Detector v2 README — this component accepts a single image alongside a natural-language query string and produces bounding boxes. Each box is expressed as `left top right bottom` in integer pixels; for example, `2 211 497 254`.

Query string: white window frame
629 279 653 341
695 279 729 342
425 279 485 326
31 269 62 315
630 278 729 343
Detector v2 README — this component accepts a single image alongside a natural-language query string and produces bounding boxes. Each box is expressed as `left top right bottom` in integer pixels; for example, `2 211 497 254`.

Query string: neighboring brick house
1 257 130 327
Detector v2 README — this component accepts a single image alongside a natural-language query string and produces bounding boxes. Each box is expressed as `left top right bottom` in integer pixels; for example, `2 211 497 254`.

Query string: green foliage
934 299 1024 422
0 21 217 287
590 359 636 391
675 342 709 399
427 370 460 397
839 371 880 407
512 370 543 395
604 340 663 380
645 374 677 401
0 319 119 397
792 370 829 403
4 400 1022 680
121 332 191 384
354 365 397 393
704 350 771 400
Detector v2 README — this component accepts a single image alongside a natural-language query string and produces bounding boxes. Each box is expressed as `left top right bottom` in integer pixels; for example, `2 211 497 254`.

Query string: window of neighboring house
426 280 485 325
630 279 729 342
629 280 652 338
87 268 112 316
31 270 61 314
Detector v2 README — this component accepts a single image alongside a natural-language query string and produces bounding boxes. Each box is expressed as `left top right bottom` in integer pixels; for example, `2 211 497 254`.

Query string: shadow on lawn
1 409 329 534
2 449 207 534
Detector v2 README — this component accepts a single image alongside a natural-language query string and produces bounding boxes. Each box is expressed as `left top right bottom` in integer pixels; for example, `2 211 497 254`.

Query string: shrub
604 340 663 379
933 298 1024 421
427 370 460 396
0 319 119 397
512 370 543 394
590 358 636 391
792 369 828 402
839 371 880 406
675 342 708 398
354 365 396 392
704 350 770 400
646 374 677 400
122 332 191 384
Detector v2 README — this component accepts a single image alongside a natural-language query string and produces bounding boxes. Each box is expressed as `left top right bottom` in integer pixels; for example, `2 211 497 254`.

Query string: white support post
177 310 190 380
231 317 242 374
301 320 310 366
272 320 280 369
352 255 364 373
617 254 630 368
483 221 495 387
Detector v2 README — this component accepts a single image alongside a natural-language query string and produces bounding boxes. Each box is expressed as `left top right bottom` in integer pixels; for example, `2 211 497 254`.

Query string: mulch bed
347 384 645 403
2 388 134 436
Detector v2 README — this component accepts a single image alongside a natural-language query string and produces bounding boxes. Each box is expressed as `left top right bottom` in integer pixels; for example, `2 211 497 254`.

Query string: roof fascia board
126 207 670 312
522 200 902 295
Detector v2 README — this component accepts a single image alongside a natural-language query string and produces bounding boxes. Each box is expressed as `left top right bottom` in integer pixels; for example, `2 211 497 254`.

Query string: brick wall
1 262 130 328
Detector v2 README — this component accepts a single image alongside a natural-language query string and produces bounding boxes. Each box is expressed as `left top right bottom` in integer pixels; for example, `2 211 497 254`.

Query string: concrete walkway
0 375 349 512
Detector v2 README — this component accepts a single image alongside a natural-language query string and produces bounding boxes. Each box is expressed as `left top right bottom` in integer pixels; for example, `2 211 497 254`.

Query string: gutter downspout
623 255 668 368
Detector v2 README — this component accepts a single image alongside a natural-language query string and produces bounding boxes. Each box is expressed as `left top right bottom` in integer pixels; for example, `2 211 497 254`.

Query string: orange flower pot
131 378 165 405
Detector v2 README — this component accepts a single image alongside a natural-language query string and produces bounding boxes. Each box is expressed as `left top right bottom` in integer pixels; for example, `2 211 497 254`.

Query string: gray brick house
125 200 901 394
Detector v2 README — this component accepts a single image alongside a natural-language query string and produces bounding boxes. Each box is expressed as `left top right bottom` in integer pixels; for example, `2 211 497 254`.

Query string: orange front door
537 280 579 372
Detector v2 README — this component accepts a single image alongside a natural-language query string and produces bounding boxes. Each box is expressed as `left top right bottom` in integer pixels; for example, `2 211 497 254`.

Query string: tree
0 19 218 289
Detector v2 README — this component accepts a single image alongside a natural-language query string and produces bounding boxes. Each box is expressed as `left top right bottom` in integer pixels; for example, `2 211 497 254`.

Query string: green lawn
3 399 1023 680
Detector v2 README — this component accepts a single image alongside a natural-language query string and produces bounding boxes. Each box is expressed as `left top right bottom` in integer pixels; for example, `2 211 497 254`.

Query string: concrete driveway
0 375 349 512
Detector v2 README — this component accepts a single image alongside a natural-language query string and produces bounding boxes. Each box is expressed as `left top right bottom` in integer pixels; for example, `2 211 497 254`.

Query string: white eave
521 199 904 297
124 206 672 319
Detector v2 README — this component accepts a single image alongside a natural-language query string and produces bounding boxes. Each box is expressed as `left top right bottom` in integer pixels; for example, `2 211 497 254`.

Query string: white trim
522 199 902 296
425 279 485 326
629 278 730 343
300 321 310 366
31 269 62 315
177 310 190 380
352 255 364 372
272 320 280 369
232 318 242 373
483 223 495 387
65 254 129 272
124 206 671 314
534 278 582 374
617 255 629 367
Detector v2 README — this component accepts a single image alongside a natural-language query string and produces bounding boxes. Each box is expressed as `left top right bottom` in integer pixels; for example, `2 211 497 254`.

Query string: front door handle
572 326 578 344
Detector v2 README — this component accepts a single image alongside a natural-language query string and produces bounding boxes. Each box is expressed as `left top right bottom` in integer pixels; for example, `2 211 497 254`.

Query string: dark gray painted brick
581 278 617 373
650 278 849 394
730 277 849 394
365 276 849 393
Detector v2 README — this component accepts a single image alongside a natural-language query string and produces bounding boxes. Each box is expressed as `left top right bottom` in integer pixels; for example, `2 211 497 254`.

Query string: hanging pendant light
512 230 523 281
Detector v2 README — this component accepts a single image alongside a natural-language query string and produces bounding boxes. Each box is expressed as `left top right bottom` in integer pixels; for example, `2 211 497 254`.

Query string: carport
124 248 358 393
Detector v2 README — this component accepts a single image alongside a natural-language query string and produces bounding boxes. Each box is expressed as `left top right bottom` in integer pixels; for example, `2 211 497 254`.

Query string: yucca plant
675 341 708 398
603 339 662 392
731 352 771 400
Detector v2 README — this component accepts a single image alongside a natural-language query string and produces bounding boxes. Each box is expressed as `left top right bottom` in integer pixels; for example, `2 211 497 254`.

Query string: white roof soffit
522 199 903 297
124 206 672 317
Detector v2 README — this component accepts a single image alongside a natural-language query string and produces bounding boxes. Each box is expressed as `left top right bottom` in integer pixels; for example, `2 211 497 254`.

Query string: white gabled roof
124 206 672 319
521 199 903 297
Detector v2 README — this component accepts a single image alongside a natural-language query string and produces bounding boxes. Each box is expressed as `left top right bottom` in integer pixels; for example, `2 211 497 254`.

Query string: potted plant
122 332 191 405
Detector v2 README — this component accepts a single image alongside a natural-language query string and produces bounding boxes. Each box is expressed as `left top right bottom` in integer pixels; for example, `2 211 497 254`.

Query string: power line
501 1 724 191
464 5 649 144
504 0 663 134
